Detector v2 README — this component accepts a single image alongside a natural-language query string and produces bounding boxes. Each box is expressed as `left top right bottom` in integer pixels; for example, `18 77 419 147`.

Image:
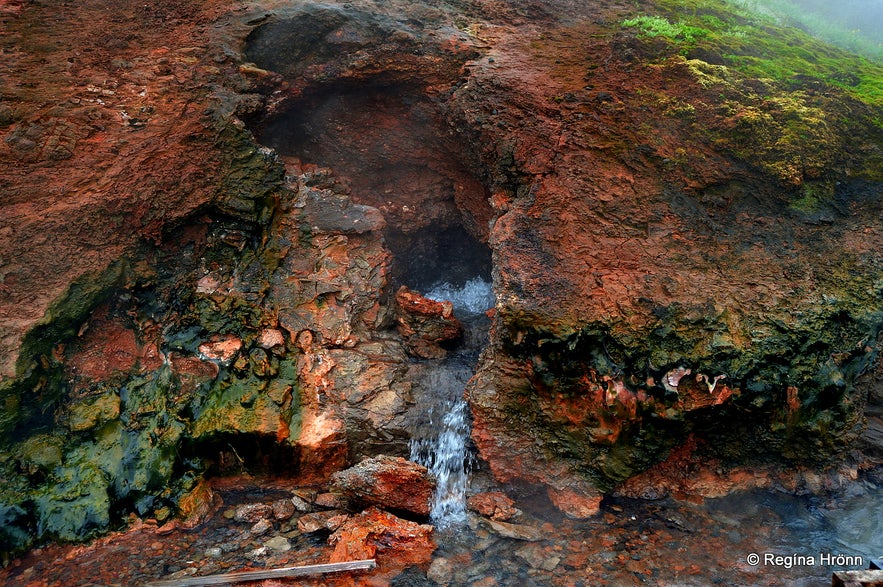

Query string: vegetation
622 0 883 107
729 0 883 62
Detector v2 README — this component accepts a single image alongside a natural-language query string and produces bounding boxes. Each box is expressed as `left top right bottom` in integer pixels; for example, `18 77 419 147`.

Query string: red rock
315 492 346 510
330 456 435 517
328 507 434 567
65 305 141 384
547 487 602 520
466 491 519 521
169 354 220 392
271 499 296 521
395 286 463 359
197 334 242 364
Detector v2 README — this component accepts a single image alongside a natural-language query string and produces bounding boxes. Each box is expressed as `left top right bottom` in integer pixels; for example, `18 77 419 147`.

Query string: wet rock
300 187 386 235
297 510 347 533
271 499 296 520
314 492 345 510
482 519 544 541
467 492 519 521
330 455 435 517
328 507 435 566
234 503 273 523
516 544 560 571
177 480 217 526
395 286 463 359
263 535 291 552
197 334 242 365
250 518 273 536
427 557 453 584
289 493 313 512
245 546 269 560
547 487 601 519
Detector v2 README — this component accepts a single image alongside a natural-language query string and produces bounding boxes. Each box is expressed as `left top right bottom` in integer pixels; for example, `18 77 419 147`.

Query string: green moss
191 357 298 439
626 0 883 108
211 116 285 222
17 433 64 473
501 274 882 487
33 461 111 542
789 181 834 213
623 15 710 45
65 391 121 432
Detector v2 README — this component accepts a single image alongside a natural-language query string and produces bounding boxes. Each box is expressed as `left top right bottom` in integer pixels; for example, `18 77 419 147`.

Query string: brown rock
297 510 347 534
466 491 519 521
328 507 434 566
395 286 463 359
271 499 295 521
330 455 435 517
177 479 217 527
315 492 346 510
233 503 273 523
482 518 544 541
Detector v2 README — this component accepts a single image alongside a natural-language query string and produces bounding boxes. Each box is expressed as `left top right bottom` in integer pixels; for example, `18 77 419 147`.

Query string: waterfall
409 277 493 528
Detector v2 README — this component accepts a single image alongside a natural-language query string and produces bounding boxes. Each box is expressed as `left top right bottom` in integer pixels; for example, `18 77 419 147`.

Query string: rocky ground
1 0 882 583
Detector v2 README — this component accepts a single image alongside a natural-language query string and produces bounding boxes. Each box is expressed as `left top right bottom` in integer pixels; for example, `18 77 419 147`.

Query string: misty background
735 0 883 60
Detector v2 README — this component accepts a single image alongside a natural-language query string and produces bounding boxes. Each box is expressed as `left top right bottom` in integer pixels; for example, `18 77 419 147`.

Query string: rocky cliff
0 0 881 556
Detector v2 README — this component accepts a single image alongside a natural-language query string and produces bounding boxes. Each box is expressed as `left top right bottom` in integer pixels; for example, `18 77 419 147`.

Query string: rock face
0 0 882 559
331 456 436 517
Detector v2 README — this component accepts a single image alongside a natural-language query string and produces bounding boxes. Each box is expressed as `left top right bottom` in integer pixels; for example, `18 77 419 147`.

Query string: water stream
408 277 494 528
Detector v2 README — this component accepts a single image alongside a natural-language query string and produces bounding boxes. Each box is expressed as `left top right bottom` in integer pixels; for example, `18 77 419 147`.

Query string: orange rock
547 487 601 519
466 491 519 521
328 507 435 568
257 328 286 349
394 286 462 359
197 333 242 364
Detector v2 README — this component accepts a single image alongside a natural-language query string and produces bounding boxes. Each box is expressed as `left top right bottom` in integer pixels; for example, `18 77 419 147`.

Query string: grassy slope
624 0 883 108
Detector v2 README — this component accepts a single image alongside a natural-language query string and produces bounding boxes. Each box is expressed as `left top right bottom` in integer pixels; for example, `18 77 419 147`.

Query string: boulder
328 507 434 566
330 455 435 517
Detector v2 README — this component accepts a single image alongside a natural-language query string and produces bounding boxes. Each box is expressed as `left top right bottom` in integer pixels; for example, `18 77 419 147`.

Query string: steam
730 0 883 60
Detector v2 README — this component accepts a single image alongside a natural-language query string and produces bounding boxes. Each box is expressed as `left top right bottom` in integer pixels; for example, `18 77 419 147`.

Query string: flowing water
408 277 494 529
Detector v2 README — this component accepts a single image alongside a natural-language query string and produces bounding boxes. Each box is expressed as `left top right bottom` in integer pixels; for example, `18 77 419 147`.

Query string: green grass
728 0 883 62
621 15 710 44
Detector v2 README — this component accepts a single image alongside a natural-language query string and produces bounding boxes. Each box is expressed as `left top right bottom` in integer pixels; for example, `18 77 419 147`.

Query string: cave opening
254 79 496 528
254 82 494 294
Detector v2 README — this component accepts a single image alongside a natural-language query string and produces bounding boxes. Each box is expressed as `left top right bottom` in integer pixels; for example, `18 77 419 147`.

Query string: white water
425 277 495 316
409 277 493 529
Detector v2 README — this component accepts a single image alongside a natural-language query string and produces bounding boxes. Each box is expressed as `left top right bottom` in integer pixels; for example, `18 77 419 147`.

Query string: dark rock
300 188 386 235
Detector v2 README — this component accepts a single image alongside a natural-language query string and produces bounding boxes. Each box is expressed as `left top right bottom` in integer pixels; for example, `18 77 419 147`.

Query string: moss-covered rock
33 461 111 542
